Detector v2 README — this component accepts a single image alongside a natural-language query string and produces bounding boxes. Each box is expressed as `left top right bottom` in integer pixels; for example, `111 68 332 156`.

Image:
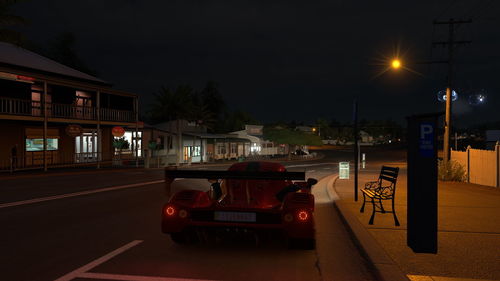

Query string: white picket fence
451 143 500 187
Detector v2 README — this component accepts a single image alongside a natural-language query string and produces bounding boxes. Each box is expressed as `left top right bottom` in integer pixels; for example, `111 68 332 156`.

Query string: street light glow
391 59 401 69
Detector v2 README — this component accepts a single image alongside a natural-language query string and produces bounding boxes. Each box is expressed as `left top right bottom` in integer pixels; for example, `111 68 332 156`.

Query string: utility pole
353 100 359 201
433 18 471 163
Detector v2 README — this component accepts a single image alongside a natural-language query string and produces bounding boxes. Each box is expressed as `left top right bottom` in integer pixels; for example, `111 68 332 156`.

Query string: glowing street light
391 59 401 69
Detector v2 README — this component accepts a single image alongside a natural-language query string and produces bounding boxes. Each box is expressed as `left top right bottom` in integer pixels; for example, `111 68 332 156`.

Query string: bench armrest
364 181 379 190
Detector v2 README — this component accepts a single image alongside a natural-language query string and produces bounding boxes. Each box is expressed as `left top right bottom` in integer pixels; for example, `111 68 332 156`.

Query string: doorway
75 130 100 163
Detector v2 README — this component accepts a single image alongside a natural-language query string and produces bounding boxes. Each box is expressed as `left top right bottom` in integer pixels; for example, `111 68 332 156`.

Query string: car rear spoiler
164 167 305 197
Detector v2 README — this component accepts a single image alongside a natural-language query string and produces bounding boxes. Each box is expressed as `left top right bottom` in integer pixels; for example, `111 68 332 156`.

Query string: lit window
26 138 58 151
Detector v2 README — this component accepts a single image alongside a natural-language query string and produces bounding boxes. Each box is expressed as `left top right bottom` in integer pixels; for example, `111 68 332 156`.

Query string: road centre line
0 180 164 209
286 162 338 168
54 240 143 281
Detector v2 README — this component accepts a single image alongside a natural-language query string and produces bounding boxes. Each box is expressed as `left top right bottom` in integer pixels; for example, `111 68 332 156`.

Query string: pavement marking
0 180 164 209
55 240 218 281
79 272 218 281
54 240 143 281
308 170 316 173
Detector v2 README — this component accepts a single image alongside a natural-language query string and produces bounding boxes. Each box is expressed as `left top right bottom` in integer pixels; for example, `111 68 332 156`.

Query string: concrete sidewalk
329 163 500 281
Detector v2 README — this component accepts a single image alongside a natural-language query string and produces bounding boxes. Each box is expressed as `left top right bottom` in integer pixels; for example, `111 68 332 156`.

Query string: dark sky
12 0 500 126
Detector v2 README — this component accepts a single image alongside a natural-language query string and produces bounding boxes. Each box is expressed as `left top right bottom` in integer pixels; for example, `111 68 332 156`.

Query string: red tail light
165 206 175 216
297 210 309 221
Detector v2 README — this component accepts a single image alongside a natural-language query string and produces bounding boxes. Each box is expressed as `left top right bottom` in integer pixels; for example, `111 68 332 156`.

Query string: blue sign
419 123 434 158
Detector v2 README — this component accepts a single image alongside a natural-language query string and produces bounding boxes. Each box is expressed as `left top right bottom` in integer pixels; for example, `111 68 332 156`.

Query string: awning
25 128 60 139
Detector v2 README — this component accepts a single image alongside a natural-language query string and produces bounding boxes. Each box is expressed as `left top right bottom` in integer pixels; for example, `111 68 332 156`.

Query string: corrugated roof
0 42 108 85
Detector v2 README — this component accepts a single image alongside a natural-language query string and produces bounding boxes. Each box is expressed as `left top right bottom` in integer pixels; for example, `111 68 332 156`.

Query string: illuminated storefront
0 42 141 171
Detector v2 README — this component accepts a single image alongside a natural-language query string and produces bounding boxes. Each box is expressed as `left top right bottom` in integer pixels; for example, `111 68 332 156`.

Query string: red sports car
161 161 317 249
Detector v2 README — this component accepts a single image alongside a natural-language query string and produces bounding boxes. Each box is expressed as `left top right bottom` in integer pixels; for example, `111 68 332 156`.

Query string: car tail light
178 209 188 218
284 213 294 222
165 206 175 216
297 210 309 221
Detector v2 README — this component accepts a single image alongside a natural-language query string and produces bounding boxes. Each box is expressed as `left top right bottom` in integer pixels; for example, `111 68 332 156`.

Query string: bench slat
361 189 392 200
381 166 399 173
381 170 398 177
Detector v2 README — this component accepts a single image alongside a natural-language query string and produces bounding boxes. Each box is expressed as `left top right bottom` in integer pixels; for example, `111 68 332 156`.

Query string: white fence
451 143 499 187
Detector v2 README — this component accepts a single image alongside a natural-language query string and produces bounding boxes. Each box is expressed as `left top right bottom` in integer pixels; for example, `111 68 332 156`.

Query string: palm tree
0 0 27 45
149 84 194 165
200 81 227 133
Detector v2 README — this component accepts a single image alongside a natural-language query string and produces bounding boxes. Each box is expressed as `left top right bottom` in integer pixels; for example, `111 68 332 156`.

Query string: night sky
12 0 500 126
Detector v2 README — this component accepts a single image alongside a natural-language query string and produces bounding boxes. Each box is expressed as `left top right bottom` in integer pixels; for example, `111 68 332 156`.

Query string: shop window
192 146 201 157
217 143 226 155
230 143 237 154
183 146 201 160
114 131 142 157
26 138 58 151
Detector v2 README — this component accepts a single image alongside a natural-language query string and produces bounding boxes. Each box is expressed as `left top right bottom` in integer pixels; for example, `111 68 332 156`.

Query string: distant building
229 125 287 157
145 120 251 165
0 42 140 171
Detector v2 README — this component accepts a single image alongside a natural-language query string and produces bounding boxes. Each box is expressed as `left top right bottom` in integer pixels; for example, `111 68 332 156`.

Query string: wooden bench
359 166 400 226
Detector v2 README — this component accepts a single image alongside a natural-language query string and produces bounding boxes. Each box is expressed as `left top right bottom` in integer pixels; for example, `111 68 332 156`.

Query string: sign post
339 162 350 179
407 113 442 254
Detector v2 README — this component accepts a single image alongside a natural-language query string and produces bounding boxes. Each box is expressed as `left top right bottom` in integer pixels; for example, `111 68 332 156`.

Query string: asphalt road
0 149 403 281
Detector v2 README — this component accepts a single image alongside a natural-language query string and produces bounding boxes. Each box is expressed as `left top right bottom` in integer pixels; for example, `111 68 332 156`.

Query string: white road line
79 272 218 281
54 240 143 281
0 180 164 209
308 170 316 173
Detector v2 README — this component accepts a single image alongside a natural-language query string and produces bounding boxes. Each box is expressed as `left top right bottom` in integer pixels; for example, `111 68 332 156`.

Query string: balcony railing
0 97 135 123
0 97 33 116
100 108 135 122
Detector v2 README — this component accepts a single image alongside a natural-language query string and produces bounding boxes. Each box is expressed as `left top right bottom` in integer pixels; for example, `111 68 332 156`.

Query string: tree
191 91 216 131
0 0 26 45
315 118 330 138
223 110 259 132
112 137 130 161
148 84 195 165
263 126 322 159
200 81 227 133
45 31 97 76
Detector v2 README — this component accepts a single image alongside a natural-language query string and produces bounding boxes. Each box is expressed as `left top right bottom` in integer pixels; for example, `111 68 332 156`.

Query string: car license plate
214 211 256 222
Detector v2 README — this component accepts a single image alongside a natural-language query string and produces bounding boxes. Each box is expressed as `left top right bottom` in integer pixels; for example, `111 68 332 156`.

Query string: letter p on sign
419 123 434 157
420 124 433 140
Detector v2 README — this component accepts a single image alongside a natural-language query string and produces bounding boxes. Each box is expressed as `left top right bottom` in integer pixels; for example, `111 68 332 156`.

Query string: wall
451 144 499 187
0 120 24 169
